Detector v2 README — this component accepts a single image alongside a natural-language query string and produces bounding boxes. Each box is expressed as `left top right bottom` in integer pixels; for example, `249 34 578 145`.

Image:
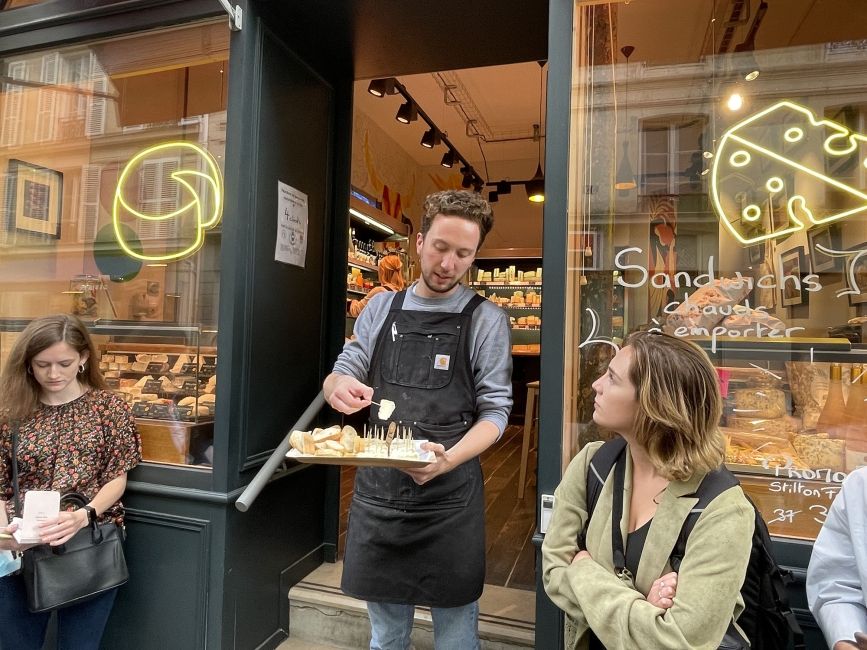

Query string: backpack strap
668 467 806 650
669 466 739 571
579 437 627 547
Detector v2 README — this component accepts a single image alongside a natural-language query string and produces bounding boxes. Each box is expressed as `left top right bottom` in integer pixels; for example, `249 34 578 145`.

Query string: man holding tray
324 189 513 649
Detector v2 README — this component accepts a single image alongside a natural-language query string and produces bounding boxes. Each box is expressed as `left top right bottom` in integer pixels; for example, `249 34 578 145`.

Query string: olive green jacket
542 441 755 650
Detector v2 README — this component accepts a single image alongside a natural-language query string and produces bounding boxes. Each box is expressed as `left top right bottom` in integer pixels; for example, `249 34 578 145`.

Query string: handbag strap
11 423 21 518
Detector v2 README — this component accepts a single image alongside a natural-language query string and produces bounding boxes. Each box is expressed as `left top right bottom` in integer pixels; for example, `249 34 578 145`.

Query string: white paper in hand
13 490 60 544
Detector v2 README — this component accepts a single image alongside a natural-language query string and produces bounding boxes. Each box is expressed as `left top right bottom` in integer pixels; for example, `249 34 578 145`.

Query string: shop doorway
338 62 546 605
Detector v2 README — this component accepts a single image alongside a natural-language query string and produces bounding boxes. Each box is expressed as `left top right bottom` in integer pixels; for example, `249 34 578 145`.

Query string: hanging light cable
614 45 637 191
526 61 546 203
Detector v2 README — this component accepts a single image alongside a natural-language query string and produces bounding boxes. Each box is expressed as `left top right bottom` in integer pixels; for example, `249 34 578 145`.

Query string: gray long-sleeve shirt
332 283 513 436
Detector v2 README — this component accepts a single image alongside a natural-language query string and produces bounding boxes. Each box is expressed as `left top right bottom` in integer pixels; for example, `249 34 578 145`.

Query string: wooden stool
518 380 540 499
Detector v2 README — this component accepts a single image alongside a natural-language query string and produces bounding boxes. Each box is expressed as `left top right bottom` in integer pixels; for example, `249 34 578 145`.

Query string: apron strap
460 293 486 315
389 290 408 311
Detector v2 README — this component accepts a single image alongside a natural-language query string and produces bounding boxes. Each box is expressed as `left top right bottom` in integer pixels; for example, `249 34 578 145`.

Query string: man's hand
402 442 454 485
324 373 373 414
646 571 678 610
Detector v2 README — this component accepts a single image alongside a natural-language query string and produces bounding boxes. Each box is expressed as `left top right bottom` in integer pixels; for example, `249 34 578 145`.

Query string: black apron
341 290 487 608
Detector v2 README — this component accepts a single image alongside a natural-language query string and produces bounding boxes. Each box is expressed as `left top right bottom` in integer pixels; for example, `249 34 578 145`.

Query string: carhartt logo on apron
434 354 450 370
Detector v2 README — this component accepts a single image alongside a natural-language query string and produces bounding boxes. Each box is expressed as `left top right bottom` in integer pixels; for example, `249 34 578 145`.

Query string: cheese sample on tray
377 399 395 420
287 424 432 464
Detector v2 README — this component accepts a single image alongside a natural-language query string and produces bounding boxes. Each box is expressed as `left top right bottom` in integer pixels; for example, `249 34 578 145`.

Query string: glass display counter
0 319 216 468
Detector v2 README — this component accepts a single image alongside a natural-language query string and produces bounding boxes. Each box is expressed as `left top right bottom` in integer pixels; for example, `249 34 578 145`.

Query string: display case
345 193 409 337
0 319 216 468
698 337 867 541
470 250 543 355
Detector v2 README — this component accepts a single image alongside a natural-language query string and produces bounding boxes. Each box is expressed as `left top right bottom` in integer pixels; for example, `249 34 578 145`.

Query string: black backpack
583 438 805 650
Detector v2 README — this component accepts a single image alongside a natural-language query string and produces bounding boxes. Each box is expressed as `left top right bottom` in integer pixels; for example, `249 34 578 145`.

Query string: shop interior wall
352 105 544 262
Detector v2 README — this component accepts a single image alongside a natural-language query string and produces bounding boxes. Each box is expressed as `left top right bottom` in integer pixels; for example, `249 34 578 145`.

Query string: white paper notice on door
275 181 309 267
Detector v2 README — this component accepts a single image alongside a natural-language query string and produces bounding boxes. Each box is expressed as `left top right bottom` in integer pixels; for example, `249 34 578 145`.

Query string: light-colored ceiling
357 0 867 183
354 61 548 185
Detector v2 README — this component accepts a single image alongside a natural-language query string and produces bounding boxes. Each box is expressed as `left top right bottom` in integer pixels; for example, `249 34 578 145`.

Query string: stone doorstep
289 580 535 649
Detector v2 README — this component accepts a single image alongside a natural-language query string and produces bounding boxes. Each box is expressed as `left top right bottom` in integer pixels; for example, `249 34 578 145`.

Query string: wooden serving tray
286 439 434 468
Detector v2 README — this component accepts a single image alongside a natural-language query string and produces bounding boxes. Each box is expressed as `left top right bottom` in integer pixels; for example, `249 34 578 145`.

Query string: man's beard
421 269 460 294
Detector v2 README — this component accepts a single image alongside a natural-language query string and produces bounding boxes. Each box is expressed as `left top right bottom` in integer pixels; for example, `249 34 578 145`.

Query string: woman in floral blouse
0 314 141 650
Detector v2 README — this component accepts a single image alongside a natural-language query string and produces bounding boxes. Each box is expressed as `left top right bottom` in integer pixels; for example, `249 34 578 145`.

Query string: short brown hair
625 331 725 481
420 190 494 250
0 314 106 422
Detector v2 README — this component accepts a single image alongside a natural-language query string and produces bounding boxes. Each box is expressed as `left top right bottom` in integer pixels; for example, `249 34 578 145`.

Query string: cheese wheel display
711 100 867 245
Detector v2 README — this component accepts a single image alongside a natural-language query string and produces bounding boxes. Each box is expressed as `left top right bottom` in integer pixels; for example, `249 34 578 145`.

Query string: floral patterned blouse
0 389 142 526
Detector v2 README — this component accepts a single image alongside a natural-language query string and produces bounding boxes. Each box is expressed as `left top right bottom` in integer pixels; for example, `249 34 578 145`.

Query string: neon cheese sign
113 142 224 262
710 100 867 245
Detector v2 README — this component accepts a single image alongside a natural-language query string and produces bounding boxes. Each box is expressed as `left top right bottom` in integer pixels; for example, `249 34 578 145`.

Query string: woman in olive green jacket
542 332 755 650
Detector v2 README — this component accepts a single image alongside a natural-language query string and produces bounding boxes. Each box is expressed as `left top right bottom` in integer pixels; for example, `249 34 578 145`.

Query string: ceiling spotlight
396 101 418 124
472 180 483 193
367 78 397 97
525 164 545 203
744 70 760 81
703 151 714 159
461 173 473 188
440 150 456 168
488 190 499 203
496 180 511 195
420 127 441 148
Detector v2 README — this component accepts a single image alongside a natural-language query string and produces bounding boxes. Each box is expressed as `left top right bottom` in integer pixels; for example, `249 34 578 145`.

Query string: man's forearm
443 419 500 467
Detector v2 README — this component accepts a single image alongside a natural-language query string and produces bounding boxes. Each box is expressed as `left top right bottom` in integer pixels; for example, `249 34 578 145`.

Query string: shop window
137 157 180 241
0 0 46 10
0 61 25 147
78 164 102 242
639 115 707 195
566 0 867 543
0 22 229 470
35 53 59 142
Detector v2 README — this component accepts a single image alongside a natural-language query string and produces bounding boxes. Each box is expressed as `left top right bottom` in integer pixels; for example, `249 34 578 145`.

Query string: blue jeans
367 600 480 650
0 573 118 650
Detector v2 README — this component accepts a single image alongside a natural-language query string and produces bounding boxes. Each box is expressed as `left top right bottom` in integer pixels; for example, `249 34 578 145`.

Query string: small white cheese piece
377 399 395 420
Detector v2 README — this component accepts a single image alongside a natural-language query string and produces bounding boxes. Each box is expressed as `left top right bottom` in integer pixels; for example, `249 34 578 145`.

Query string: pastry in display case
704 339 865 541
0 319 216 468
84 321 216 468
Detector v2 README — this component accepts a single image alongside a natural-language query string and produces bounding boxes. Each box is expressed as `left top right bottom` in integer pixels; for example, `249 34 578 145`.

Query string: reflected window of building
0 21 229 470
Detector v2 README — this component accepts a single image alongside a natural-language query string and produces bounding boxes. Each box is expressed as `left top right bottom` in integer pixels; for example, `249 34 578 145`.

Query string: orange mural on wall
363 131 415 221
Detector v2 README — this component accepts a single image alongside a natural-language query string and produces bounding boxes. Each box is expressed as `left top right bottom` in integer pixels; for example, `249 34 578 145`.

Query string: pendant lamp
526 62 546 203
615 46 636 192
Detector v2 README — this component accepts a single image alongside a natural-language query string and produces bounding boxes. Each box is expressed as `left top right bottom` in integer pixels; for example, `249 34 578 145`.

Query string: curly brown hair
420 190 494 250
0 314 106 422
624 331 725 481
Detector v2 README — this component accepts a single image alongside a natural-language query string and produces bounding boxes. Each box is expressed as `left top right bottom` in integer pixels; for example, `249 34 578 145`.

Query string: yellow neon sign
113 142 224 262
710 100 867 246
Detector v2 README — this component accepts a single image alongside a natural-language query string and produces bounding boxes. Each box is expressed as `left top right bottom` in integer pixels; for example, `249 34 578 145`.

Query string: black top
625 518 652 579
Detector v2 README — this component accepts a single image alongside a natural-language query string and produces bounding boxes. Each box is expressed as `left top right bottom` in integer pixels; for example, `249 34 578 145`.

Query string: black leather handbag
12 429 128 613
20 493 128 613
